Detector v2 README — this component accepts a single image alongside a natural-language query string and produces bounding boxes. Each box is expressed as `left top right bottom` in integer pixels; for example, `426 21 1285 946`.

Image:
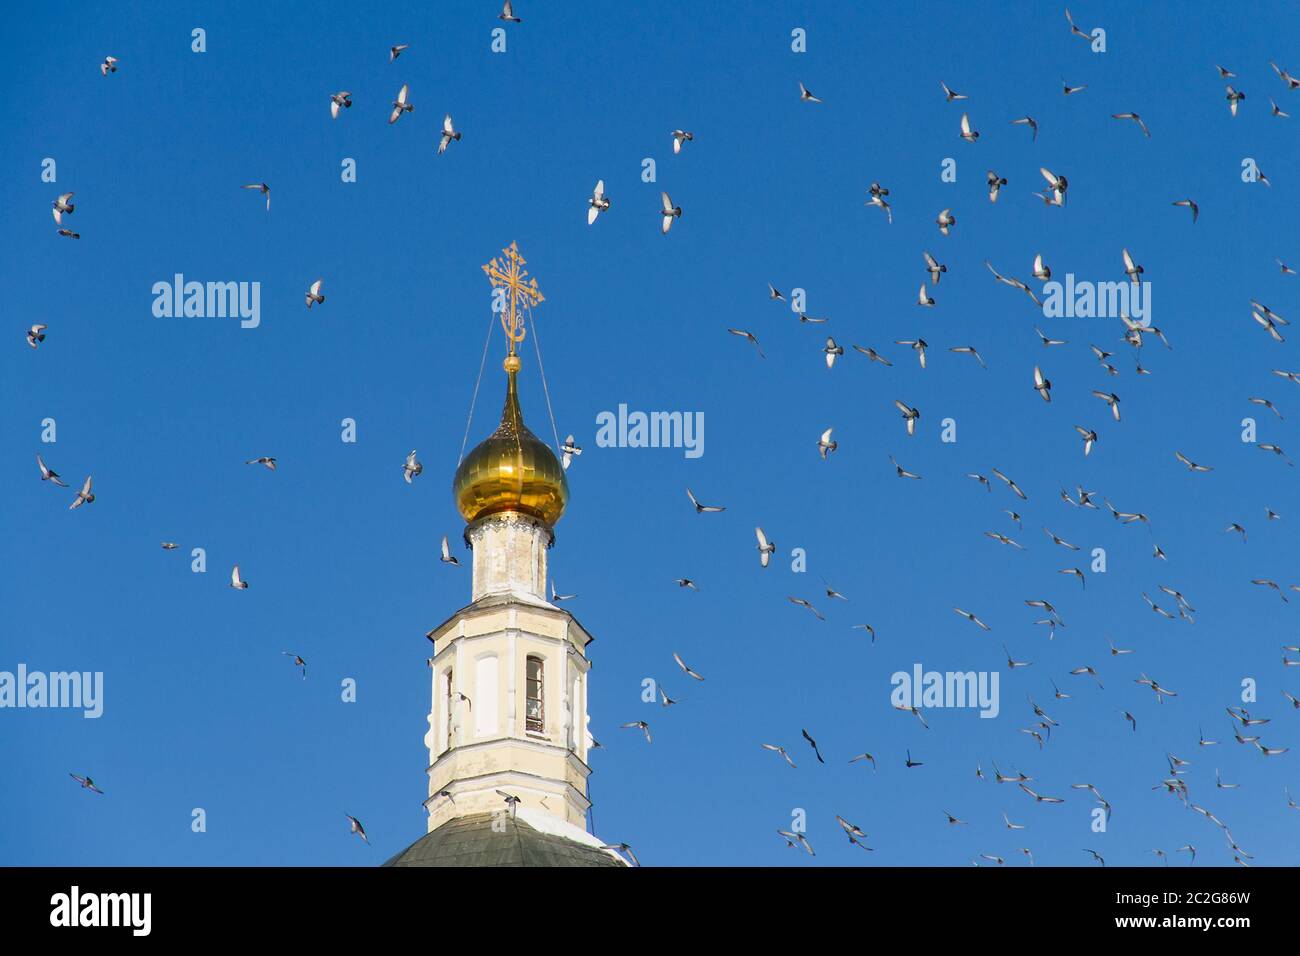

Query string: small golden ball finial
503 354 522 373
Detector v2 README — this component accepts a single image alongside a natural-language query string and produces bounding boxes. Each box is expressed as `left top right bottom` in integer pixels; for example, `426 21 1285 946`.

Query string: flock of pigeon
35 0 639 863
590 10 1299 867
26 4 1300 867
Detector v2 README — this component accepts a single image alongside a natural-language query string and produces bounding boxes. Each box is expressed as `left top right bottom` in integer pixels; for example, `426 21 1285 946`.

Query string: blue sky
3 0 1299 866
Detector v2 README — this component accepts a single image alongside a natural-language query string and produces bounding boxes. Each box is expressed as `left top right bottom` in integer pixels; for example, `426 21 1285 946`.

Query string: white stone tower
421 242 597 836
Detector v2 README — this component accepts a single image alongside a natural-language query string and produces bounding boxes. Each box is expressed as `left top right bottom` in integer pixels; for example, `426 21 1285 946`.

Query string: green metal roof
382 813 626 868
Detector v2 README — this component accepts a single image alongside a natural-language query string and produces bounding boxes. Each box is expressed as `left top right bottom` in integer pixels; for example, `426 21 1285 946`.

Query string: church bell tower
420 243 599 837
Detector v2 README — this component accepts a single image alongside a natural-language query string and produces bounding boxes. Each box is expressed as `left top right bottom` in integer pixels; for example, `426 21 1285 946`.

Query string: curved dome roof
453 370 568 527
383 813 625 867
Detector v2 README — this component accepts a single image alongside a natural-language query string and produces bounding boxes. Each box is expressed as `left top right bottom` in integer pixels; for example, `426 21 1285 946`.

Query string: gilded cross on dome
482 241 544 371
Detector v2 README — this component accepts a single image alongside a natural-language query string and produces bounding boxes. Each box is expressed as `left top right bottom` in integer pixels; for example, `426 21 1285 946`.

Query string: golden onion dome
453 365 568 527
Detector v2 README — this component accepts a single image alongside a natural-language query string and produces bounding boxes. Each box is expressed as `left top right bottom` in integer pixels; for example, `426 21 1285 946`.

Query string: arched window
526 656 544 733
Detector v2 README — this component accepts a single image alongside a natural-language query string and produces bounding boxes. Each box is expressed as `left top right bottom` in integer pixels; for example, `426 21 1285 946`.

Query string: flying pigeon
241 183 270 210
389 84 413 124
660 192 682 234
304 279 325 308
69 476 95 510
437 114 461 154
587 180 611 224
